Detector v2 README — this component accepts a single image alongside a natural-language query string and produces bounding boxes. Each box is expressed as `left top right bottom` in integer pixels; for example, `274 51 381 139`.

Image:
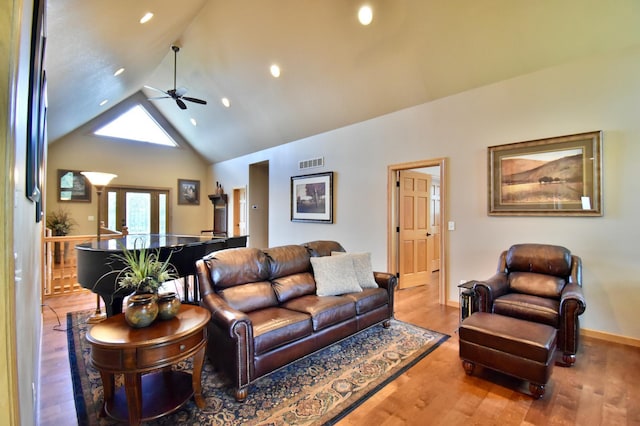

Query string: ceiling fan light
139 12 154 24
221 97 231 108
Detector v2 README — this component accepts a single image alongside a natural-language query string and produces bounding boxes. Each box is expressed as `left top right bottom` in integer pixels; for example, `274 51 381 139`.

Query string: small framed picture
58 170 92 202
177 179 200 205
291 172 334 223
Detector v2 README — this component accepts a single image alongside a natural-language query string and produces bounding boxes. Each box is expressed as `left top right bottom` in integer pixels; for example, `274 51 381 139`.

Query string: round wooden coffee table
86 304 211 425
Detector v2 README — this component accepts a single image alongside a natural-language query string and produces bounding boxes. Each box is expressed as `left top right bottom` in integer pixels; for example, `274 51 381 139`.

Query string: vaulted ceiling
46 0 640 163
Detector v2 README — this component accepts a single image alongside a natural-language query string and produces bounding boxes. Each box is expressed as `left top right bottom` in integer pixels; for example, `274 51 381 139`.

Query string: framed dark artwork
488 131 602 216
291 172 334 223
178 179 200 205
58 170 92 202
26 0 47 221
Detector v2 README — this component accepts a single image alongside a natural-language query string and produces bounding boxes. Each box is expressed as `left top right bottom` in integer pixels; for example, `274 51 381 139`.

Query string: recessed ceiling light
358 5 373 25
221 97 230 108
270 64 281 78
99 99 109 106
113 67 125 77
190 118 197 126
139 12 154 24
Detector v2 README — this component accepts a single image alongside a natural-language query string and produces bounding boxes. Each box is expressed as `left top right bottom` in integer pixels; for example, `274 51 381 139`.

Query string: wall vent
298 157 324 170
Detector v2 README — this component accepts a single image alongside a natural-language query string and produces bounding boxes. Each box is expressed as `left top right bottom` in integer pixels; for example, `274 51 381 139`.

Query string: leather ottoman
459 312 557 398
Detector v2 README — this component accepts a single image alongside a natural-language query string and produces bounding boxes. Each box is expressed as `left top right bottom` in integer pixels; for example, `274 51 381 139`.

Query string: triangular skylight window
94 104 177 146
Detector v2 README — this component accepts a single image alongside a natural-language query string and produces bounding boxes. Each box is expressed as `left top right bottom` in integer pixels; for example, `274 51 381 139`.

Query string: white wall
4 0 42 423
211 46 640 341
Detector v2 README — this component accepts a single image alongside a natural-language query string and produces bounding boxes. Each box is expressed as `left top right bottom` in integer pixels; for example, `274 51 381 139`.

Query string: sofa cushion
310 255 362 296
343 288 388 315
332 251 378 289
283 295 356 331
203 247 270 289
304 240 346 257
218 281 278 313
272 272 316 303
509 271 565 299
264 245 311 279
492 293 560 327
506 244 572 276
249 307 313 355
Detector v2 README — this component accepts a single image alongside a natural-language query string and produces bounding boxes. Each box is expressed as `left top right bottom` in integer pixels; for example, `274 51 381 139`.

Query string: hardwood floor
37 279 640 425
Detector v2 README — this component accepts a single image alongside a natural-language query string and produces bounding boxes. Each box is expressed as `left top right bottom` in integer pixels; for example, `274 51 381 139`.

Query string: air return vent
298 157 324 170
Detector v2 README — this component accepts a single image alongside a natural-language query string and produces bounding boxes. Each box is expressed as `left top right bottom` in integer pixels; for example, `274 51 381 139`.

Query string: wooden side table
86 304 211 425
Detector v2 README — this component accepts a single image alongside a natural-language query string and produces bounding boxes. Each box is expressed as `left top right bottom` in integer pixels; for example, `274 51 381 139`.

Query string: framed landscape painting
488 131 602 216
291 172 334 223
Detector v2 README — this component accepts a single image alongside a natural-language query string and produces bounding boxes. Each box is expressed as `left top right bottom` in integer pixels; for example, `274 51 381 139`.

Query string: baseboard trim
581 328 640 348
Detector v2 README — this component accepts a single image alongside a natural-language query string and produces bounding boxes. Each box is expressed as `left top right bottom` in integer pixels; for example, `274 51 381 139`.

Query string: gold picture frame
488 131 602 216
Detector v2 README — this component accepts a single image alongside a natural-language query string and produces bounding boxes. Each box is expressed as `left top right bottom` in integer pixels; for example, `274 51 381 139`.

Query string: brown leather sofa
472 243 586 366
195 240 397 401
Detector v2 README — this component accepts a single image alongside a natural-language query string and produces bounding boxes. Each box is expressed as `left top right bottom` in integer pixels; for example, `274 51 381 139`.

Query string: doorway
388 158 447 304
248 161 269 248
104 186 170 234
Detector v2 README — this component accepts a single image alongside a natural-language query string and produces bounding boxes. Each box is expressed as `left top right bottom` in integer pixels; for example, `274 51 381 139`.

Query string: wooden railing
42 226 127 297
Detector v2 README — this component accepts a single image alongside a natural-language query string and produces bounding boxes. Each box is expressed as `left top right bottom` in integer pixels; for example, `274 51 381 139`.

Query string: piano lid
76 234 226 252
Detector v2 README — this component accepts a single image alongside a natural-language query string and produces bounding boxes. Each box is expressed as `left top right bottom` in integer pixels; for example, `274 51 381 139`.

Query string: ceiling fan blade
176 98 187 110
183 96 207 105
147 96 171 100
144 85 168 95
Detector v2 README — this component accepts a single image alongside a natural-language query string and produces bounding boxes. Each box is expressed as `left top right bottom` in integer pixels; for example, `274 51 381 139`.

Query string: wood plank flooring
37 279 640 425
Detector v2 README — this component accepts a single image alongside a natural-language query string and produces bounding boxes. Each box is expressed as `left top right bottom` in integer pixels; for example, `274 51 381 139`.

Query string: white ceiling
45 0 640 163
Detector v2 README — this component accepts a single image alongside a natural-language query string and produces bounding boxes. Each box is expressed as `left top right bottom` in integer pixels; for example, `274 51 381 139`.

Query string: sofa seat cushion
493 293 559 327
249 307 312 355
282 295 356 331
343 288 388 315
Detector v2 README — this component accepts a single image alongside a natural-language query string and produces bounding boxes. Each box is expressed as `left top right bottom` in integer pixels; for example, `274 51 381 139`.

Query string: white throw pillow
311 255 363 296
332 251 379 289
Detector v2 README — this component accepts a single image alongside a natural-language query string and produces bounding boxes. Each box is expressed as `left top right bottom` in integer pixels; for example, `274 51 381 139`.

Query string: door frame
387 158 448 304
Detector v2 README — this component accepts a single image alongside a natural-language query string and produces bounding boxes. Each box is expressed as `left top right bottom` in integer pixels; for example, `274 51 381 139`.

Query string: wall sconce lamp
81 171 117 323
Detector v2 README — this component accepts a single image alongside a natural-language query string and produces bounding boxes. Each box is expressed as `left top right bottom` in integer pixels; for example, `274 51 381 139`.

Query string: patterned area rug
68 310 448 425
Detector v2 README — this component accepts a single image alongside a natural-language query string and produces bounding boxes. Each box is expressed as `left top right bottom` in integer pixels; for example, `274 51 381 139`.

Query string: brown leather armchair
472 243 586 366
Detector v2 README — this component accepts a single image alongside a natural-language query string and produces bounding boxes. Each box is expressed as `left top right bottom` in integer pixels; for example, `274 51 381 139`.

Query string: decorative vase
124 294 158 328
157 292 181 320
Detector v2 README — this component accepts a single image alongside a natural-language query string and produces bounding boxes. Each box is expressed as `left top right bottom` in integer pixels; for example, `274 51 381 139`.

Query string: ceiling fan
145 45 207 110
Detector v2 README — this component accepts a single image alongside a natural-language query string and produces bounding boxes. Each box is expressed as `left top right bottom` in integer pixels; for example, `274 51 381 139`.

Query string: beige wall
46 128 213 236
211 46 640 342
3 0 41 424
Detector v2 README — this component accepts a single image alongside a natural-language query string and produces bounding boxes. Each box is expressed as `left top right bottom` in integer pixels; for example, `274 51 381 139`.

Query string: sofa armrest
200 292 253 339
373 271 397 291
560 282 586 316
374 272 397 320
472 273 509 312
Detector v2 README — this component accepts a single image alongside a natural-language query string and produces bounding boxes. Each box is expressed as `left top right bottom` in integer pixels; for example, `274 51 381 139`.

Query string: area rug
68 310 448 425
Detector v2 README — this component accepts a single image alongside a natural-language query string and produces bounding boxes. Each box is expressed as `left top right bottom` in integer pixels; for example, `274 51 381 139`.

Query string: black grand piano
76 234 247 317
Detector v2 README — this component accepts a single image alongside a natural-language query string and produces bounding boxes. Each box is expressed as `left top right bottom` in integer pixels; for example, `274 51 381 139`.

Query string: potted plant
46 208 77 263
109 241 180 327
